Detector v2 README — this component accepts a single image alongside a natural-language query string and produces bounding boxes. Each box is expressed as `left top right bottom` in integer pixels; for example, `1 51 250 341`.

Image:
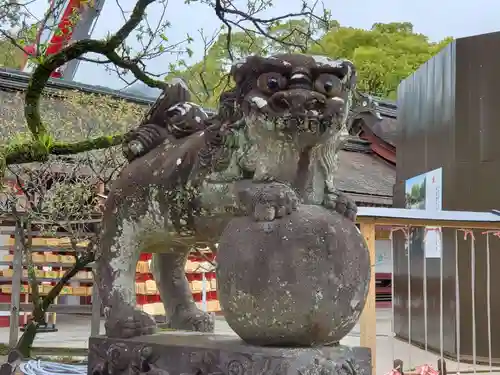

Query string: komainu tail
122 80 211 162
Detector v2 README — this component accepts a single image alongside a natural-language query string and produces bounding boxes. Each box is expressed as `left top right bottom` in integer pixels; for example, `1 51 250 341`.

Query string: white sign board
405 168 443 258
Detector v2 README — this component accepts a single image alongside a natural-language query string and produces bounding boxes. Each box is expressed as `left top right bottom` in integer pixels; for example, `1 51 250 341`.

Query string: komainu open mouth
247 91 346 136
274 112 332 134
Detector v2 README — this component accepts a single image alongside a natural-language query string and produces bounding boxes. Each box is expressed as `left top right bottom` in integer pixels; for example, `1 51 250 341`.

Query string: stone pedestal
88 331 371 375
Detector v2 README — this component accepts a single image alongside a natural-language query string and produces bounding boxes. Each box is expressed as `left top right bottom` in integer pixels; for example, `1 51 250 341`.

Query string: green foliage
314 22 452 98
166 30 267 108
0 37 24 69
168 21 453 104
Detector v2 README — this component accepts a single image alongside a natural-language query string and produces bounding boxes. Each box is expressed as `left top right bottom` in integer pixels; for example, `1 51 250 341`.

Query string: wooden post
9 221 23 347
52 296 58 326
90 275 101 336
23 293 28 326
360 222 376 374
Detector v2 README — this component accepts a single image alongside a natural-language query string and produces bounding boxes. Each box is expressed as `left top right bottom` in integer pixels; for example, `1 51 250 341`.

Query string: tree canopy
167 21 452 108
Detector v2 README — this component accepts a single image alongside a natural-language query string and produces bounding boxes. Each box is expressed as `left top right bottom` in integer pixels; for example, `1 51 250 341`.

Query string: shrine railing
357 207 500 375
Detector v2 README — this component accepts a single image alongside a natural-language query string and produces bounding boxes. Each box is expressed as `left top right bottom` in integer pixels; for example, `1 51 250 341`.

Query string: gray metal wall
395 31 500 363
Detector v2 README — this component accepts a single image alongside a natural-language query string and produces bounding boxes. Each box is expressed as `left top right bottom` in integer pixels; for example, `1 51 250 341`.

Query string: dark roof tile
336 150 395 197
371 117 398 147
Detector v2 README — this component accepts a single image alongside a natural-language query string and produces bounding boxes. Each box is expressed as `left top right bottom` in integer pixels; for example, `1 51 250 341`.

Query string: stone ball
216 204 370 347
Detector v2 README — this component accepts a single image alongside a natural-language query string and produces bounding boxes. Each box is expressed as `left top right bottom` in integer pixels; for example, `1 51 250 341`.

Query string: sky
26 0 500 91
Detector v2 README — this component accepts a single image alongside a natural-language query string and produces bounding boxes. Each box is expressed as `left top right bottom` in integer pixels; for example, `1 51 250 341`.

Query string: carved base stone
88 331 371 375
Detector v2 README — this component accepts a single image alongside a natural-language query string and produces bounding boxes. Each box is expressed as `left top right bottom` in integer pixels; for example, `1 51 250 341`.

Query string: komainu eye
267 78 279 90
314 74 342 97
257 72 286 94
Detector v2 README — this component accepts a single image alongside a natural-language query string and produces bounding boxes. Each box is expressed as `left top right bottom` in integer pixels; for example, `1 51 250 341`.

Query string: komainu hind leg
150 247 214 332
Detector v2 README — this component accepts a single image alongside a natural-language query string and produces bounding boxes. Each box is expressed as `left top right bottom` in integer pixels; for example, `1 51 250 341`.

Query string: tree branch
5 134 124 165
106 0 156 49
212 0 326 60
104 50 166 90
24 39 108 141
23 0 158 143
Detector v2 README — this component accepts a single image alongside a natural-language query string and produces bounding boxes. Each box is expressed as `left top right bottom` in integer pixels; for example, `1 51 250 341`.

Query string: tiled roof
337 150 395 198
0 68 213 111
371 117 398 146
354 93 398 147
368 99 398 147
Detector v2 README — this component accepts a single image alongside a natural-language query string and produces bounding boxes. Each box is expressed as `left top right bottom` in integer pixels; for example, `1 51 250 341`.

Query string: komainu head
230 53 356 147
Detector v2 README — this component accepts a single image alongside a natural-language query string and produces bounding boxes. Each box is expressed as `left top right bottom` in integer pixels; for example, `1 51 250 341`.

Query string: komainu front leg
323 189 358 222
150 248 214 332
94 191 157 339
237 181 299 221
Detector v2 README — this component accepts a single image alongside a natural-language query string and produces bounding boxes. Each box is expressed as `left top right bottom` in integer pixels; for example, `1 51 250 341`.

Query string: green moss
0 343 9 356
1 133 125 168
30 346 89 357
158 326 175 332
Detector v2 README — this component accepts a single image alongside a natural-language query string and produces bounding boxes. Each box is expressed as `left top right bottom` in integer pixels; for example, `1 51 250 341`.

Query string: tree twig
23 0 160 144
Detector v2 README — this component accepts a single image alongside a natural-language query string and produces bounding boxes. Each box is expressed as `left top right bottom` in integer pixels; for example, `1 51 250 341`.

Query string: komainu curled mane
95 53 360 338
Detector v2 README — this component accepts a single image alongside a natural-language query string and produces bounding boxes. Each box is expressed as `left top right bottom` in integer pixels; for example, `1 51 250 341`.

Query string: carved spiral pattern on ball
227 360 245 375
106 343 131 371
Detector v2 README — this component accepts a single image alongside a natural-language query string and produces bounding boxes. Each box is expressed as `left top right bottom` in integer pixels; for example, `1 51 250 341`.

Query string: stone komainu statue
95 53 360 338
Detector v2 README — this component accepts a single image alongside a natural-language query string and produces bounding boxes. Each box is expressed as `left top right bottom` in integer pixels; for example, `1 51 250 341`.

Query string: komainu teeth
303 118 309 130
309 120 318 133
